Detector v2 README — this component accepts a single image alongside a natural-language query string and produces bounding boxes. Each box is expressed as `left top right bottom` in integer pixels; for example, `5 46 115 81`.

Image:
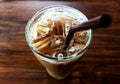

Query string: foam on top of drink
30 11 88 57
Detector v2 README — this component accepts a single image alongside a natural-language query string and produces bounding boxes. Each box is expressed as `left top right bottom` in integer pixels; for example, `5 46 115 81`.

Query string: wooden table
0 0 120 84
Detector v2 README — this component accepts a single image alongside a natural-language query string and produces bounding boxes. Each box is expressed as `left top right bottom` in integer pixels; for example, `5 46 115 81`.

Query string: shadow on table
42 71 120 84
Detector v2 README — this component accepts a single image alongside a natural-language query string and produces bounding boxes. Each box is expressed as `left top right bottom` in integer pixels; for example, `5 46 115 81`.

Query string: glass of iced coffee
25 5 92 80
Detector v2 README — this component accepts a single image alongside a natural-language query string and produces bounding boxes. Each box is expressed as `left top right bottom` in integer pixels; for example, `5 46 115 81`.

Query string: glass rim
25 5 92 60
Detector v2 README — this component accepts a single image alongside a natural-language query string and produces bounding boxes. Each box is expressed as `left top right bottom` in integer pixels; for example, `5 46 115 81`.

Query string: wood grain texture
0 0 120 84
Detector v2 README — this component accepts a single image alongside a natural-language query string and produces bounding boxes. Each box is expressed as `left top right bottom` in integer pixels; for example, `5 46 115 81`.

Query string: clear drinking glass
25 5 92 80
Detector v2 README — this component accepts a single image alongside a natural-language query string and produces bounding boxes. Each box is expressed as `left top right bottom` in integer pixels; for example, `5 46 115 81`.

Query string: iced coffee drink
25 5 92 79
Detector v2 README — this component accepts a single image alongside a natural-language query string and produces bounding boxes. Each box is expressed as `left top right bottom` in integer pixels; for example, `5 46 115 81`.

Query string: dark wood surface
0 0 120 84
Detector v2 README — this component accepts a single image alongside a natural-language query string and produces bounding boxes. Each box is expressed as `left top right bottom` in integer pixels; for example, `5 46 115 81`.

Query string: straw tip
100 14 111 27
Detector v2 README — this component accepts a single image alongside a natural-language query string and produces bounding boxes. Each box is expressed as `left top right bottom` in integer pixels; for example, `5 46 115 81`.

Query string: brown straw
63 14 111 49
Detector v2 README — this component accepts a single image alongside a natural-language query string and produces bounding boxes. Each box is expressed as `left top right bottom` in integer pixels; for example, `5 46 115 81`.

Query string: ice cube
31 31 38 40
68 44 81 52
49 37 63 48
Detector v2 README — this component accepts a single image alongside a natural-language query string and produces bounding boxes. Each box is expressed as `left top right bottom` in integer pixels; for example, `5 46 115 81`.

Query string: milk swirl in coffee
30 12 88 57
